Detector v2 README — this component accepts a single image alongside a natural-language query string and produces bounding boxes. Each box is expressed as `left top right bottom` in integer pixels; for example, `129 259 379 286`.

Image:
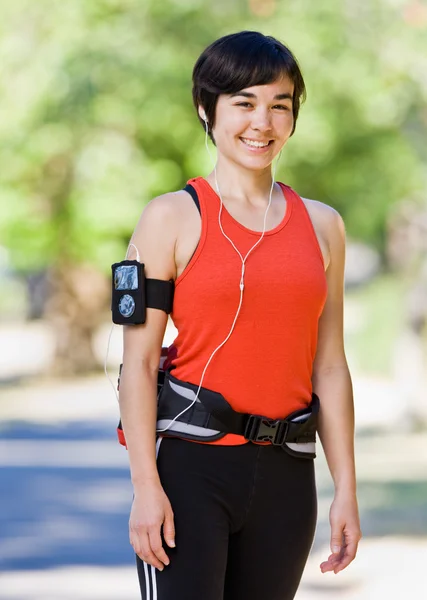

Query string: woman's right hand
129 480 176 570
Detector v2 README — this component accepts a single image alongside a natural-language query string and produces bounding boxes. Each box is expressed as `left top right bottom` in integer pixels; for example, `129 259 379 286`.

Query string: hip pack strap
157 372 319 457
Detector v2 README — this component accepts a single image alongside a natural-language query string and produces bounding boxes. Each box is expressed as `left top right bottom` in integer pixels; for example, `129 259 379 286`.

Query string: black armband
111 260 174 325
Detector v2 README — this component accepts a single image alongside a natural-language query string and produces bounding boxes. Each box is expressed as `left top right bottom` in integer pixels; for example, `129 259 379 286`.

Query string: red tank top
170 176 327 445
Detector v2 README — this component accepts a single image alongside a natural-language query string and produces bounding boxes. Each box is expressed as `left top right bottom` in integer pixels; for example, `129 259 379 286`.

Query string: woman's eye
234 103 291 111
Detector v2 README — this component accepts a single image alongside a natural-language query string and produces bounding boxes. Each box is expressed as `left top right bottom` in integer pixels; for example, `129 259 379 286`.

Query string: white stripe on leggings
143 437 163 599
151 564 158 600
143 561 150 599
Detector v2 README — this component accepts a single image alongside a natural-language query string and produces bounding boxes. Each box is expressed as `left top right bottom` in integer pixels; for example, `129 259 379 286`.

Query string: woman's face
205 75 295 171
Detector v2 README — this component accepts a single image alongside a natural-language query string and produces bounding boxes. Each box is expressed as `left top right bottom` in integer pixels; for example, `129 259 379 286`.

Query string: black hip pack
155 371 319 460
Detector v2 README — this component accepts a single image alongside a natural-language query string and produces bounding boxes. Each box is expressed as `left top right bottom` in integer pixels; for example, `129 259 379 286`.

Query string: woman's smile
239 137 274 153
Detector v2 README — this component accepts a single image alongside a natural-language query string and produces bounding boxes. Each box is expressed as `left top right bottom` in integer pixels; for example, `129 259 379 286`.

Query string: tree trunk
45 264 110 376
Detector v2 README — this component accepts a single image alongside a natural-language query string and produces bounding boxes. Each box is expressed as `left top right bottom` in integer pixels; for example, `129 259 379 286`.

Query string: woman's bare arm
312 208 362 574
118 193 179 569
312 209 356 492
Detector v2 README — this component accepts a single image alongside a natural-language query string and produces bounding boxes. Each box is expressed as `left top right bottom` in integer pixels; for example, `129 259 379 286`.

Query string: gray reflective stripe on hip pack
169 378 201 402
285 441 316 454
156 419 221 437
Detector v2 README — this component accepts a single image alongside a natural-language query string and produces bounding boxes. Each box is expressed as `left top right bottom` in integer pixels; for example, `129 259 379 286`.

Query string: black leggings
136 437 317 600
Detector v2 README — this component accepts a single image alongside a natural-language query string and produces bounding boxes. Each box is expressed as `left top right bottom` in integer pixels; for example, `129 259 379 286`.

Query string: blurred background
0 0 426 598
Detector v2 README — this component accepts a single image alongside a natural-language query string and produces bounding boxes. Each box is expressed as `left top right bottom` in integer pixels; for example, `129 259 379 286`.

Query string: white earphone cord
157 118 281 433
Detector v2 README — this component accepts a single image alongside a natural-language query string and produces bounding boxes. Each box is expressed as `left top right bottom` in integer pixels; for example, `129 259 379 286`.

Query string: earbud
201 113 207 123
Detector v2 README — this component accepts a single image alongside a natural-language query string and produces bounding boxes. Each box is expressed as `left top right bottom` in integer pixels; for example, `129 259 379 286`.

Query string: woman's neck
205 156 275 206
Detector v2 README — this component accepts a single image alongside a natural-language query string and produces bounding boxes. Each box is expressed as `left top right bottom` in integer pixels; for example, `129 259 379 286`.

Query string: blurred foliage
345 274 406 376
0 0 426 274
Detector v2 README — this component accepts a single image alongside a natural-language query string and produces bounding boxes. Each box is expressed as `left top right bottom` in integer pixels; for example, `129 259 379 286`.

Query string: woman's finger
320 552 341 573
132 530 165 571
148 525 170 567
163 508 176 548
334 539 359 573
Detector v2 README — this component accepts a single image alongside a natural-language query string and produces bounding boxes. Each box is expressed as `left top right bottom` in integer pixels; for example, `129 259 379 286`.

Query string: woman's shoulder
143 187 195 218
286 188 345 269
281 183 342 226
298 193 345 238
142 189 199 221
130 187 191 245
134 186 200 249
133 187 201 281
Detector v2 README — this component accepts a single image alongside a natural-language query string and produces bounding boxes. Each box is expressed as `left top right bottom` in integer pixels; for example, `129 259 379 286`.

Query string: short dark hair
192 31 306 143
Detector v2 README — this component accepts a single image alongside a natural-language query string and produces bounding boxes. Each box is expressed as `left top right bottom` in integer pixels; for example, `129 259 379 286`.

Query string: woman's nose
250 109 273 132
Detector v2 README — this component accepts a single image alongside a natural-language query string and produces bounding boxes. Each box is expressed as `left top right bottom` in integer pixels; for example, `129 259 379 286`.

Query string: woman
118 30 361 600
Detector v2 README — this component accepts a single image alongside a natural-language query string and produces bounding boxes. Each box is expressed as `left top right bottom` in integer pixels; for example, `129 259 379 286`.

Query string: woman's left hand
320 491 362 574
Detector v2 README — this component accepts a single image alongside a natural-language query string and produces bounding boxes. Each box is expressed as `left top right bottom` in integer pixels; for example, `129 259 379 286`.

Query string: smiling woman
117 30 361 600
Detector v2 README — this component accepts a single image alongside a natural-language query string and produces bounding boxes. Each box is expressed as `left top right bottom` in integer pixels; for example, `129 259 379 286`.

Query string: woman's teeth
241 138 271 148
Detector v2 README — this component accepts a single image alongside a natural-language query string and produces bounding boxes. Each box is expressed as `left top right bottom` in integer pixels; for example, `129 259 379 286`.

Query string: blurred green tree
0 0 425 373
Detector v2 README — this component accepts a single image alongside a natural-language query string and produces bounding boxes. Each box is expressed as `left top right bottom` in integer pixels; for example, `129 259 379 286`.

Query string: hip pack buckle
244 415 288 446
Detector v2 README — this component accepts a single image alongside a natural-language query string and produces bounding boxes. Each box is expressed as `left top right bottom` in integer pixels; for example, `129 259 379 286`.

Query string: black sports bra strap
183 184 201 215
